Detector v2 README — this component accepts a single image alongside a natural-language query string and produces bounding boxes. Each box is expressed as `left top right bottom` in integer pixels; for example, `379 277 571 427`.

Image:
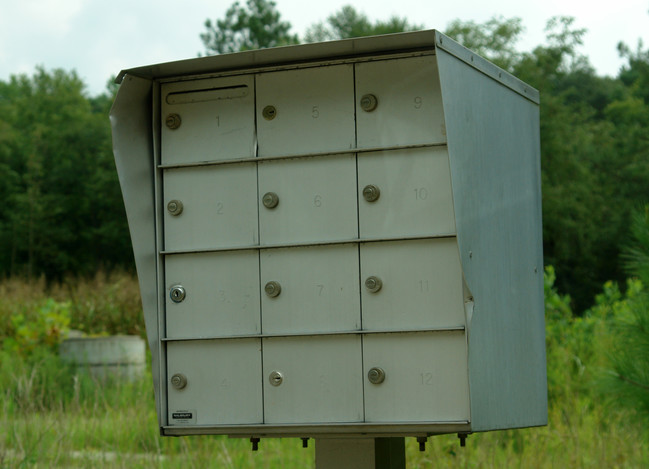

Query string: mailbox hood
116 30 538 104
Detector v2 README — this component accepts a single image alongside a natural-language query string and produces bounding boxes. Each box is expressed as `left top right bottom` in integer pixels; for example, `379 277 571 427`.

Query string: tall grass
1 271 648 467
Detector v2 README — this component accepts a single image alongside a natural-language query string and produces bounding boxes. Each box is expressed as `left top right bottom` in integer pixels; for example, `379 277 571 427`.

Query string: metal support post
315 437 406 469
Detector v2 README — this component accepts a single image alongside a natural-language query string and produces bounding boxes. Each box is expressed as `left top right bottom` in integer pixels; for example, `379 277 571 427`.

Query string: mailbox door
360 239 465 330
355 55 445 148
258 155 357 245
165 251 260 338
256 64 355 157
358 147 456 238
167 339 262 425
363 332 469 422
263 335 363 423
161 75 256 165
260 244 360 334
163 163 258 251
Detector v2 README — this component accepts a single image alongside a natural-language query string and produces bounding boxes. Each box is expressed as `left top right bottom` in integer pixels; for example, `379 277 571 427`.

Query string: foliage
0 68 132 280
2 298 70 356
200 0 298 55
444 16 525 71
304 5 422 42
0 271 144 345
596 207 649 419
1 272 649 466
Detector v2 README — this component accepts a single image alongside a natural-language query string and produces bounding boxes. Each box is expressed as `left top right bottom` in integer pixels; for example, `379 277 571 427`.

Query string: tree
201 0 298 55
599 206 649 420
444 16 525 72
0 68 132 279
304 5 422 42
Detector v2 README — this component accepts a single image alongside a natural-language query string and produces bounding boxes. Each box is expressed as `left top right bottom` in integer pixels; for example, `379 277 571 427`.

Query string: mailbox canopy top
115 29 539 104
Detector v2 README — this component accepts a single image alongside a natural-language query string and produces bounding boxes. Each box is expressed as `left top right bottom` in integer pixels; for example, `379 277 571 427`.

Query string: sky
1 0 648 96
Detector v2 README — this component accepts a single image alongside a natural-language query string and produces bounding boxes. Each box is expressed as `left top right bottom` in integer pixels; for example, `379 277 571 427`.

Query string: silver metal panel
109 75 162 425
437 48 546 430
167 339 262 425
260 245 360 334
358 147 455 238
363 332 469 422
164 251 260 338
161 75 255 165
163 163 258 251
117 32 537 103
256 64 355 157
356 56 445 148
258 155 357 244
360 239 465 330
263 335 363 423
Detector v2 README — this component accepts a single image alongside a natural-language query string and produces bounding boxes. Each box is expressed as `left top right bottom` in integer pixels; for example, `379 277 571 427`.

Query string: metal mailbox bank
110 29 546 455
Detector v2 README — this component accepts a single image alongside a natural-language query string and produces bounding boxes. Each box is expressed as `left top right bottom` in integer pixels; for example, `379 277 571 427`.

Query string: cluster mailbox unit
111 30 547 444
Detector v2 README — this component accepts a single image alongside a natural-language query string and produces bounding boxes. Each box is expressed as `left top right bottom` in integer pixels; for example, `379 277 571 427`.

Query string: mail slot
161 75 255 165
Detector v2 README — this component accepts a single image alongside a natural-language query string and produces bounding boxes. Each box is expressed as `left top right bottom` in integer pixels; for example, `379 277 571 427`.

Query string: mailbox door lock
165 113 182 130
360 94 378 112
171 373 187 389
170 285 186 303
368 367 385 384
269 371 283 386
167 199 184 216
262 105 277 120
265 281 282 298
262 192 279 209
365 276 383 293
362 184 381 202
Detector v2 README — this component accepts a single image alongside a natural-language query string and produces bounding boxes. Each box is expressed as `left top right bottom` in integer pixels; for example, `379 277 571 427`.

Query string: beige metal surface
360 239 465 330
358 147 455 238
258 155 357 244
356 56 446 148
167 339 262 425
363 332 469 422
260 244 360 334
161 75 256 165
163 163 258 251
263 335 363 423
256 64 355 157
164 250 260 338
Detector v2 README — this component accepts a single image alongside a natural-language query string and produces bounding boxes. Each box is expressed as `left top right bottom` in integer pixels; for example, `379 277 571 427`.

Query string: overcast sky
1 0 648 96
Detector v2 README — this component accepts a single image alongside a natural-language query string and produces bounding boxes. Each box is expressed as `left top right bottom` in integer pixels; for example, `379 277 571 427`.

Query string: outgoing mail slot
263 335 363 423
358 147 456 239
256 64 355 157
360 238 465 330
258 155 357 244
163 163 258 251
260 244 360 334
167 339 262 425
165 250 260 338
161 75 255 165
363 332 469 422
355 56 446 148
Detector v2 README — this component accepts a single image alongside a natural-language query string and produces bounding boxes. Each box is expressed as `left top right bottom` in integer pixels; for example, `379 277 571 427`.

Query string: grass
1 272 648 467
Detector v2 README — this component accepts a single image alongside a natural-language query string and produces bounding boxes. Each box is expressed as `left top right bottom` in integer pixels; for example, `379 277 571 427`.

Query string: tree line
1 1 648 313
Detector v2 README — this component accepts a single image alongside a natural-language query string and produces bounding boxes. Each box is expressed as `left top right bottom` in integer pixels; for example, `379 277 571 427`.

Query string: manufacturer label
171 409 197 424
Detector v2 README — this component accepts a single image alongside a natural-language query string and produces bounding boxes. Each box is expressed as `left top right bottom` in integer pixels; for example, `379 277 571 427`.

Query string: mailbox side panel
436 49 547 431
109 75 162 426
